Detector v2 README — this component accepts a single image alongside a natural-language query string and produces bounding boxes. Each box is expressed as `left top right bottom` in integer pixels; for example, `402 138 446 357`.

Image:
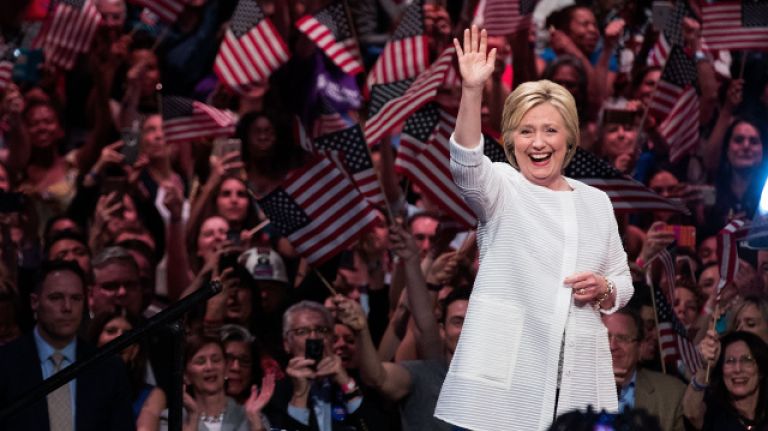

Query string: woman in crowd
182 334 273 431
684 330 768 430
221 325 265 404
732 295 768 344
435 27 632 430
89 310 166 431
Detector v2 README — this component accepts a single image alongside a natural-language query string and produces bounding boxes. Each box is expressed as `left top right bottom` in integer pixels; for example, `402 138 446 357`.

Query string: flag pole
738 52 748 80
646 266 667 375
313 268 339 296
704 302 720 384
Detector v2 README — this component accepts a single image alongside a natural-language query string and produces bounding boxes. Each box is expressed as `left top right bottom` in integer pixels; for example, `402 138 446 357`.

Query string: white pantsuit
435 137 633 431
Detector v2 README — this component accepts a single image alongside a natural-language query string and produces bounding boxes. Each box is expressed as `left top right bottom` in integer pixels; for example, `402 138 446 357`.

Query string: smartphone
101 176 128 207
218 251 240 273
661 224 696 249
0 191 25 213
120 121 141 166
305 338 324 368
11 48 43 84
213 138 241 159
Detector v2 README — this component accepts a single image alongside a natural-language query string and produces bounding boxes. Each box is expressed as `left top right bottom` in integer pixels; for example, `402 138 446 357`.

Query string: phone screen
305 338 324 367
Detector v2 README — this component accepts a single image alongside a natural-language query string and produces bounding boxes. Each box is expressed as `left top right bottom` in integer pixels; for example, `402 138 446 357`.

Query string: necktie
47 352 73 431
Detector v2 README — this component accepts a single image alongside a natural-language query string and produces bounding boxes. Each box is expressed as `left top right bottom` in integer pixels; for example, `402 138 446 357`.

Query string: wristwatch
694 50 709 63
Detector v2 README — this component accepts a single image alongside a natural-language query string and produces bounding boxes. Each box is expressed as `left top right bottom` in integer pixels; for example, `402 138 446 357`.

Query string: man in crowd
0 260 133 430
603 308 686 431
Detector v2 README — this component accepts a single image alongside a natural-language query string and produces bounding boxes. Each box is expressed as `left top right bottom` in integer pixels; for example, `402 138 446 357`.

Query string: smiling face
224 340 253 397
512 103 570 190
186 342 226 396
727 122 763 170
722 341 761 400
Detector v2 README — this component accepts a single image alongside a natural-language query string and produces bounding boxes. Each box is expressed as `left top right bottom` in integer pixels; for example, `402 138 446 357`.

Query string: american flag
648 46 698 121
658 85 700 163
481 0 537 36
312 97 352 139
256 155 378 265
398 104 476 227
365 46 454 145
652 274 705 375
296 1 364 75
647 0 695 67
127 0 187 23
397 103 508 227
162 96 237 144
313 124 387 207
366 0 428 91
564 148 687 214
716 218 748 298
43 0 102 70
214 0 290 94
702 1 768 51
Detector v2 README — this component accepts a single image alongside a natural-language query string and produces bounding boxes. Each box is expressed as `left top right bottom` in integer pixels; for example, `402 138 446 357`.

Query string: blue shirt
33 326 77 428
617 370 637 412
539 40 619 72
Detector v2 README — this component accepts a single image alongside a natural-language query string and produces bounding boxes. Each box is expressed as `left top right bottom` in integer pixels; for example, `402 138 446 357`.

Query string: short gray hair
91 246 138 272
282 300 334 337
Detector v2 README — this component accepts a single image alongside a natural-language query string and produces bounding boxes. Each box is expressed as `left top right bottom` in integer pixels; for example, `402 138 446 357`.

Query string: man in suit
0 260 134 431
603 307 686 431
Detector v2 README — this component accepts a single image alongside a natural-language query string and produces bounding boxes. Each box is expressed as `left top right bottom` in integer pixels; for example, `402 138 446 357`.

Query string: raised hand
453 26 497 90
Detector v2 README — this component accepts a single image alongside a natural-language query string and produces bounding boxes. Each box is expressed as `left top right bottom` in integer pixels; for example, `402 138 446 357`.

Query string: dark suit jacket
635 368 686 431
0 332 135 431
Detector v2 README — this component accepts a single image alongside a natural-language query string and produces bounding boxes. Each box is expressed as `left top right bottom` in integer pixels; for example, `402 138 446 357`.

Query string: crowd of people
0 0 766 430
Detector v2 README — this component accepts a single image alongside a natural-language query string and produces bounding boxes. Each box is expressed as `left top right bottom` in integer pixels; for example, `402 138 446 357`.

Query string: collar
33 326 77 364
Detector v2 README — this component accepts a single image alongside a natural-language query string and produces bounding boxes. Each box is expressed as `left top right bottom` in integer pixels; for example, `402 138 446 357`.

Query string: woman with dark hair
182 334 273 431
541 55 590 124
220 325 266 404
705 117 767 233
684 330 768 430
235 111 311 198
89 310 166 431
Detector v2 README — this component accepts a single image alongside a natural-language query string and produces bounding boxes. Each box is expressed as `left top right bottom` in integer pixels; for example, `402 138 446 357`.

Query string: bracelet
690 375 708 392
594 276 615 308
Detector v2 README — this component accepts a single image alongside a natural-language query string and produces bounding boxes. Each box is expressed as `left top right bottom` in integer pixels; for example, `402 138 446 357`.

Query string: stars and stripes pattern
653 276 705 375
658 85 700 163
214 0 290 94
311 97 351 138
648 46 698 121
127 0 187 23
565 148 687 214
702 1 768 51
161 96 237 144
365 46 454 145
43 0 102 70
397 103 508 227
256 155 378 265
296 1 364 75
716 218 748 298
647 0 694 67
398 104 476 227
366 0 428 91
481 0 537 36
313 124 386 207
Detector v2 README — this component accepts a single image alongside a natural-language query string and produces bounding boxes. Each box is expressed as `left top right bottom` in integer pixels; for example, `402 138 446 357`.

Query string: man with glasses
603 307 686 431
90 246 144 317
266 301 366 431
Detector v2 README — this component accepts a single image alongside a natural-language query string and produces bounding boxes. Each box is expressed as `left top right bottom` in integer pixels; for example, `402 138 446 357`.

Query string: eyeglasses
226 354 253 367
98 281 141 292
608 333 639 345
724 355 756 369
288 326 331 338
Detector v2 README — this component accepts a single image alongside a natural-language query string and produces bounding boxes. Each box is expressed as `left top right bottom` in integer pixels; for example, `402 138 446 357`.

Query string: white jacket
435 137 633 431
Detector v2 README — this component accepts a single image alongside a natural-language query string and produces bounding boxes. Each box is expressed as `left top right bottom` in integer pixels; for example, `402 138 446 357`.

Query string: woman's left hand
564 272 608 304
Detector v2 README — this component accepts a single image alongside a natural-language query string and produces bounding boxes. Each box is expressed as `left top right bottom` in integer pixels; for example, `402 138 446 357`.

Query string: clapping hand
454 26 497 90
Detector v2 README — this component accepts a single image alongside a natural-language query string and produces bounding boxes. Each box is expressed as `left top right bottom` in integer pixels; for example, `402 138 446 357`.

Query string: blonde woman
435 27 633 431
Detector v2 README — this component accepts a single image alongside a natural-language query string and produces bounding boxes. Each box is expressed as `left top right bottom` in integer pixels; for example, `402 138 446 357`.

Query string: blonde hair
500 80 580 169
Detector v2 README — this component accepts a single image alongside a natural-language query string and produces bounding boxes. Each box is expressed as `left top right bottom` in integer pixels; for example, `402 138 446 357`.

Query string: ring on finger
577 288 586 295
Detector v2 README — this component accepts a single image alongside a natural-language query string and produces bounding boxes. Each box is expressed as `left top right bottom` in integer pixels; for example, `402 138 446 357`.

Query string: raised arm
453 26 497 148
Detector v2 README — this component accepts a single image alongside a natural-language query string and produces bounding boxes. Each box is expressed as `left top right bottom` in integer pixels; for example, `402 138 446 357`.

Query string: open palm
454 26 497 89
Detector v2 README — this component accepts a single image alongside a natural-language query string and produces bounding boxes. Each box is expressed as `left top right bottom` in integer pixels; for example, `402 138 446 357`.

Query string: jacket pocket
452 297 525 389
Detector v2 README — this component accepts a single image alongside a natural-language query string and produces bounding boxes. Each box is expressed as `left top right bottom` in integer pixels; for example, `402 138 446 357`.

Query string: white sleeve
599 195 634 314
449 134 507 223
